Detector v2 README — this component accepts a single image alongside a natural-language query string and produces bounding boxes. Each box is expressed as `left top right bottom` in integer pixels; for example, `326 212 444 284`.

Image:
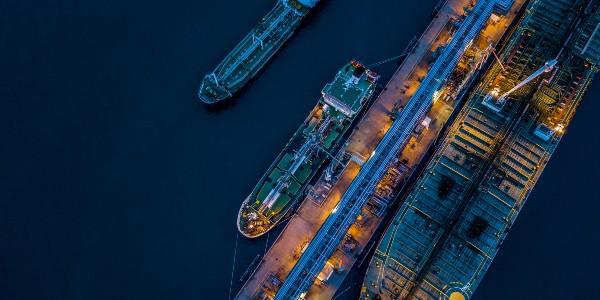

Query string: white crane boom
498 59 558 101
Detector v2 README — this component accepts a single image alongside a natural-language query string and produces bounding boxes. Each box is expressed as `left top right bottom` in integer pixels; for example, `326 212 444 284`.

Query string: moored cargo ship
237 60 379 238
361 0 600 298
198 0 320 104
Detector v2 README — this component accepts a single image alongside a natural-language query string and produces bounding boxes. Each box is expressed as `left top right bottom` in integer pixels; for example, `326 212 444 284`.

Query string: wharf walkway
274 0 514 298
235 0 478 298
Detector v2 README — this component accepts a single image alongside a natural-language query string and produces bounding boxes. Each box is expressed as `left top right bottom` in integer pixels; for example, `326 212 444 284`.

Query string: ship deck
199 0 312 103
237 62 377 238
361 0 599 298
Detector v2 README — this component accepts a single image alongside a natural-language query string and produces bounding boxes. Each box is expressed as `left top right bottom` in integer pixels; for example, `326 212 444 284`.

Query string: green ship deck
198 0 318 104
237 60 379 238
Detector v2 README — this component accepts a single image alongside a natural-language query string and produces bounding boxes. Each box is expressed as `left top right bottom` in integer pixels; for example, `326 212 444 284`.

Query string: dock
235 0 525 298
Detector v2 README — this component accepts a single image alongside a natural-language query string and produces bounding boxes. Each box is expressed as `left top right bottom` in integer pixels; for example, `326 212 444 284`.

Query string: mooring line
228 231 240 300
263 232 270 256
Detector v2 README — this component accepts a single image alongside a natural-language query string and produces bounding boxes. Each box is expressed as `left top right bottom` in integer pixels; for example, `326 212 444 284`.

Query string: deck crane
483 59 558 112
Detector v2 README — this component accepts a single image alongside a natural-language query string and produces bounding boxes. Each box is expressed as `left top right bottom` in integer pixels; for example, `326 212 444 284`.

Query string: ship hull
198 0 315 104
237 60 379 238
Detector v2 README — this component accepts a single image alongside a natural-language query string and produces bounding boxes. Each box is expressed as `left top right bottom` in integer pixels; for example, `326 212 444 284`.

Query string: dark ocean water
1 0 599 299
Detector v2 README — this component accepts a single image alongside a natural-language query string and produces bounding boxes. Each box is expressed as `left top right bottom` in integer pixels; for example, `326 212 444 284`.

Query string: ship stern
198 73 232 104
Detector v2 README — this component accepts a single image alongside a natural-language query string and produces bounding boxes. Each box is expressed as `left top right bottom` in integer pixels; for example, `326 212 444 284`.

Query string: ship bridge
272 0 514 299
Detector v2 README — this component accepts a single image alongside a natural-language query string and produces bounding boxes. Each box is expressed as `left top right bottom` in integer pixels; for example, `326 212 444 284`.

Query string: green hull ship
237 60 379 238
198 0 319 104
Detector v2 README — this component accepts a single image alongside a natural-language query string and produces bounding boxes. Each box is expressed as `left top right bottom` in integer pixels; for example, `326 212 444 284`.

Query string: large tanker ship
361 0 600 298
198 0 319 104
237 60 379 238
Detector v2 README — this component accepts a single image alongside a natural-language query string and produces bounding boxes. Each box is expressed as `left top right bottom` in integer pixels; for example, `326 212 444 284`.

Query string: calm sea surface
1 0 599 299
